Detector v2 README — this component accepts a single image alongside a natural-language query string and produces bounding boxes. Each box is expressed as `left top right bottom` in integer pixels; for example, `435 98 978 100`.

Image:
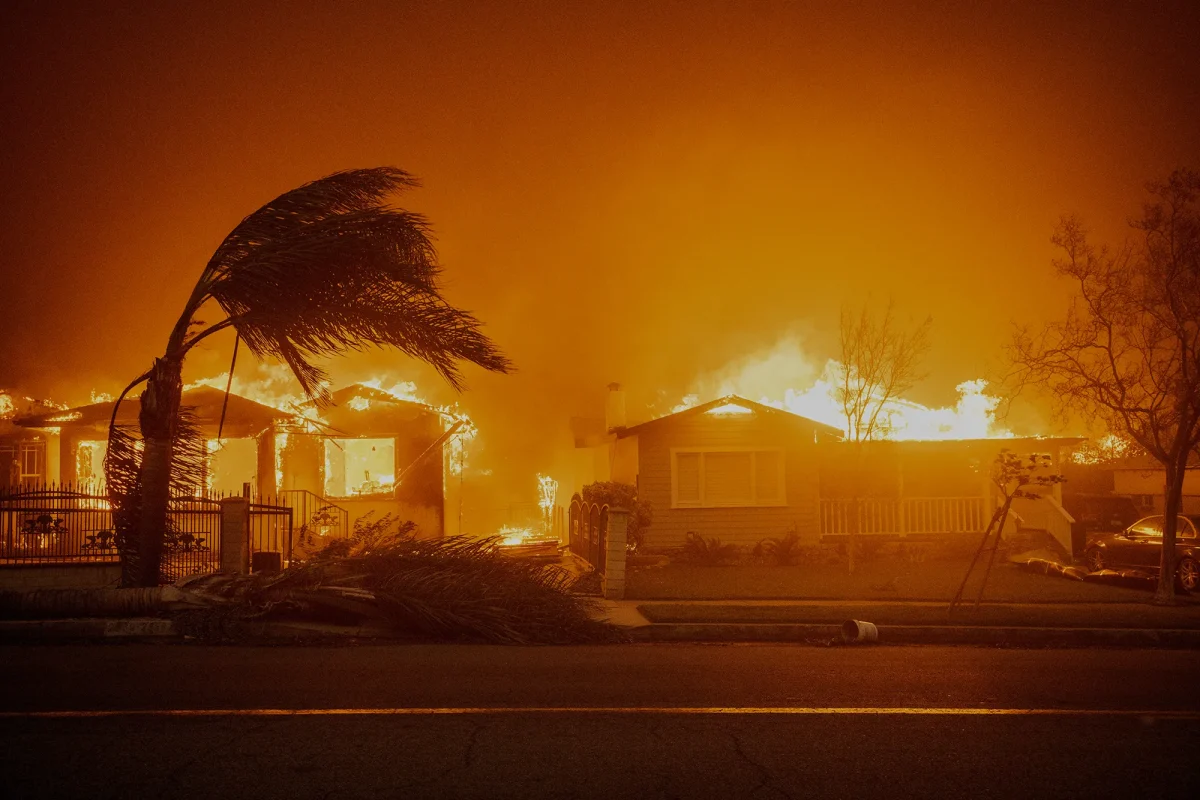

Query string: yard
625 555 1193 604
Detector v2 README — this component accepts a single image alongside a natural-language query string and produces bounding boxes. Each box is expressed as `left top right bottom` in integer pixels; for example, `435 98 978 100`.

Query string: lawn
625 556 1186 603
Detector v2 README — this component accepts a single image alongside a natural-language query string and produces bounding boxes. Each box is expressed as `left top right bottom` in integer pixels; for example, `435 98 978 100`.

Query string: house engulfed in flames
574 385 1083 556
8 382 465 538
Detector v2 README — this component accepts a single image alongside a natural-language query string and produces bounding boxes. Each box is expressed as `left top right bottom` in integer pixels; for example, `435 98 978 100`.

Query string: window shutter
675 452 701 505
755 450 782 503
704 452 754 505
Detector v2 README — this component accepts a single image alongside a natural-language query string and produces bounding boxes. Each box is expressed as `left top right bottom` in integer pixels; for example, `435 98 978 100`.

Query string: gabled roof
325 383 436 413
615 395 842 440
14 386 288 433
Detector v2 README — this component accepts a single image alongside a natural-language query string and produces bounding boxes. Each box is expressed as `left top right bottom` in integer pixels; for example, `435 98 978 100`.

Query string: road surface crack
154 718 270 800
727 727 791 800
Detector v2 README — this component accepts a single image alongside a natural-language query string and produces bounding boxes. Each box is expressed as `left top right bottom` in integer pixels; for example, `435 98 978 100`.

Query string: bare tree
837 301 931 573
1010 169 1200 604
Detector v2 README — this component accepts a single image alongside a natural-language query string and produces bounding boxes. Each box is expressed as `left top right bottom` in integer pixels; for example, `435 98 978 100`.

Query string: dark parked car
1084 514 1200 592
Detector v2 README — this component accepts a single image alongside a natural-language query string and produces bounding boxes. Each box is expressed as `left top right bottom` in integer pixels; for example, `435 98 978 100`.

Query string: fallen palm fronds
180 516 623 644
1 516 624 644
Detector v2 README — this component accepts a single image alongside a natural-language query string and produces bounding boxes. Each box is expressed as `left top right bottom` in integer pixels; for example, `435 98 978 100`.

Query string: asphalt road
2 644 1198 799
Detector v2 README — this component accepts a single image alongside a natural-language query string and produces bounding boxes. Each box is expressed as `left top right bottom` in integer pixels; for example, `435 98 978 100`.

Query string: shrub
579 481 653 553
754 533 815 566
680 532 740 566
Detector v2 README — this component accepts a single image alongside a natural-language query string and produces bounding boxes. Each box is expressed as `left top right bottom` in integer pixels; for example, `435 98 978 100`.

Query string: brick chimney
605 382 626 432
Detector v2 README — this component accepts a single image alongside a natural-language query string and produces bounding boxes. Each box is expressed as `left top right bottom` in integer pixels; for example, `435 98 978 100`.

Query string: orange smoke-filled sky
1 1 1198 499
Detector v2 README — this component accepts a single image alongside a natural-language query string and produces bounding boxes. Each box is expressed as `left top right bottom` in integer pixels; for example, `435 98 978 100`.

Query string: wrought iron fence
162 496 222 581
0 486 117 564
249 501 293 564
0 484 222 578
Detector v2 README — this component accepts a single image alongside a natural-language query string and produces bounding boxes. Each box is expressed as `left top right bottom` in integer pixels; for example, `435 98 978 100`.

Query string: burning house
12 386 289 496
10 381 467 539
576 385 1084 555
278 383 462 537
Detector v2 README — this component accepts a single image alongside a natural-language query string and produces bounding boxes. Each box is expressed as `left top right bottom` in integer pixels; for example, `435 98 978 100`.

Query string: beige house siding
1112 468 1200 514
634 412 822 550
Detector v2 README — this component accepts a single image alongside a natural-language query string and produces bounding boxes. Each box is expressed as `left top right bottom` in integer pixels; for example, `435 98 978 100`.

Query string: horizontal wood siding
636 412 822 550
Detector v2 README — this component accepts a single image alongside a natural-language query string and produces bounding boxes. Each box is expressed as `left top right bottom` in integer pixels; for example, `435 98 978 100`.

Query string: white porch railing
819 497 988 536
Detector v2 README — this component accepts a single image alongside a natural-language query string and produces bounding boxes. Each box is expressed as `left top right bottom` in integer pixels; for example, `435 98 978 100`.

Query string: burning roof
13 385 288 437
616 394 842 440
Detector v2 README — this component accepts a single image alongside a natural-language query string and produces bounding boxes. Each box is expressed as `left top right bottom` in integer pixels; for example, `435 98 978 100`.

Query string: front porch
818 493 1075 555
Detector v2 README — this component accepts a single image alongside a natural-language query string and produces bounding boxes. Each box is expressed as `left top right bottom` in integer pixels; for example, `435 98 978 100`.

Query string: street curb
0 618 180 642
627 623 1200 647
0 618 417 644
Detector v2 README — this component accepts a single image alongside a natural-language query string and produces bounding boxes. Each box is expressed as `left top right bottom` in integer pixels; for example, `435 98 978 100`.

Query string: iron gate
568 500 608 572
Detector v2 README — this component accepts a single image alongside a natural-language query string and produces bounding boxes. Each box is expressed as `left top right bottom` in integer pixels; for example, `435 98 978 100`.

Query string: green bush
579 481 653 553
680 532 740 566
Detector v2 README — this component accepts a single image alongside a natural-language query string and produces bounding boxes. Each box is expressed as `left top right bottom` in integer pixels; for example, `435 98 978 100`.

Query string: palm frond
182 168 511 400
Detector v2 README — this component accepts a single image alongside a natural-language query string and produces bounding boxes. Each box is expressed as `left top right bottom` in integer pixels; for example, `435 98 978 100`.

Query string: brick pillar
603 507 629 600
220 496 250 573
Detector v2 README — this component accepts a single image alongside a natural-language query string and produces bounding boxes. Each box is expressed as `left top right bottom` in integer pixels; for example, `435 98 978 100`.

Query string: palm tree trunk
129 357 183 587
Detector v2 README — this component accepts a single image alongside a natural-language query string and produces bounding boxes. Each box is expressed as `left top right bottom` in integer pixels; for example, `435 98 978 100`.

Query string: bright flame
0 391 14 419
1070 433 1137 465
497 524 537 547
706 401 754 415
668 337 1012 441
186 363 312 414
537 474 558 512
358 378 422 403
89 390 114 404
274 431 289 492
184 366 480 485
42 410 83 423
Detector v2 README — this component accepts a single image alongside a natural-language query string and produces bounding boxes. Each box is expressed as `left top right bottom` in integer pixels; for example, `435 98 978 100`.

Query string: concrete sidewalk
595 599 1200 647
6 599 1200 648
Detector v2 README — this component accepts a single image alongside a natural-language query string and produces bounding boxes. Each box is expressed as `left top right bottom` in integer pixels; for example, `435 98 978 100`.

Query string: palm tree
105 168 511 587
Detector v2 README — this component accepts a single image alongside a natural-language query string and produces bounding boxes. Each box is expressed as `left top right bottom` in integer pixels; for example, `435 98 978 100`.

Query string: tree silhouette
837 300 931 574
106 168 511 586
1010 169 1200 604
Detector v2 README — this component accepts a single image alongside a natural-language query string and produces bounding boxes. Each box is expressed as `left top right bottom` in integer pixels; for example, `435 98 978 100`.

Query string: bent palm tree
106 168 511 587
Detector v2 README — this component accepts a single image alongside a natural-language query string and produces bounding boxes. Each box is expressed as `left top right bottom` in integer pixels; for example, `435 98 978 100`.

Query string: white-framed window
671 448 785 508
18 441 44 481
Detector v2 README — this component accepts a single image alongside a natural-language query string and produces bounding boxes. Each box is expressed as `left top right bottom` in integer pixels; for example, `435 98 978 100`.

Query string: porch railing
819 496 988 537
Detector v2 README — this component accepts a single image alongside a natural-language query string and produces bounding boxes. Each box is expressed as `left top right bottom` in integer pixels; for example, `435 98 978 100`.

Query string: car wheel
1177 557 1199 593
1085 547 1105 572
